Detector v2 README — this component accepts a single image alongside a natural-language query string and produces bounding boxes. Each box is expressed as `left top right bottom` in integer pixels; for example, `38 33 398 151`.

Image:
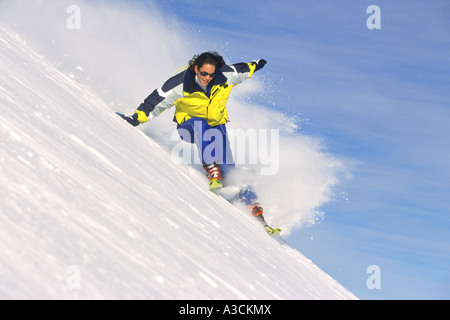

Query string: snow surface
0 24 357 299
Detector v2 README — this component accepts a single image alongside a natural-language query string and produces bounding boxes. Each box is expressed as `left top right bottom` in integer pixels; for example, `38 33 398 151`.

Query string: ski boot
203 163 223 193
236 186 281 236
250 203 282 237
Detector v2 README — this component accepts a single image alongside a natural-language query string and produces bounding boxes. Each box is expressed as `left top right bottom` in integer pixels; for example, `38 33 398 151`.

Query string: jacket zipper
207 87 220 118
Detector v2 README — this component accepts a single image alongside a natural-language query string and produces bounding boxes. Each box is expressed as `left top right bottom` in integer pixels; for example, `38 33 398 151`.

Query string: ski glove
252 59 267 71
116 112 140 127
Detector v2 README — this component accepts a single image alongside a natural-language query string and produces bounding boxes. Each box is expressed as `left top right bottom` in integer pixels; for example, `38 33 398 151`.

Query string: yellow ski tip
266 227 282 237
209 179 223 193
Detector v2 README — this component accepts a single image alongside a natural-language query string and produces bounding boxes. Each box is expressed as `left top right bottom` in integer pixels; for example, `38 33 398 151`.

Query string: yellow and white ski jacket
133 60 264 127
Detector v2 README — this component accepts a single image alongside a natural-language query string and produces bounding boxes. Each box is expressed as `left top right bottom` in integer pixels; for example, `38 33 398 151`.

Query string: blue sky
150 0 450 299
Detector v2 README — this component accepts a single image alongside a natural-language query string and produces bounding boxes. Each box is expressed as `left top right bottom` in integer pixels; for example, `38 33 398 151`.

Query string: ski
266 227 282 237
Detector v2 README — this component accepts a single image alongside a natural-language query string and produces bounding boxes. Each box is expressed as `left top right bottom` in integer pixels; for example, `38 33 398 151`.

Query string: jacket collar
183 67 227 96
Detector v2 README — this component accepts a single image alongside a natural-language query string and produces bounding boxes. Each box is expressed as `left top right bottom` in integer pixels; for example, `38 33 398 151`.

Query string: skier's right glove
115 112 140 127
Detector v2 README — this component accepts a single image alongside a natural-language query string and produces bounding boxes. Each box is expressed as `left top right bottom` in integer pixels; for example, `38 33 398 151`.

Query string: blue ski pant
177 117 235 178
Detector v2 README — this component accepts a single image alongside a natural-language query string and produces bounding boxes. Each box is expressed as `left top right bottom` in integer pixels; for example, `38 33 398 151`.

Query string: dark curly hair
189 51 224 71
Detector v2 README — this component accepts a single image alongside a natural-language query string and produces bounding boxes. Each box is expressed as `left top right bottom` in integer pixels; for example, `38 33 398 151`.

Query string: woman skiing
117 52 280 235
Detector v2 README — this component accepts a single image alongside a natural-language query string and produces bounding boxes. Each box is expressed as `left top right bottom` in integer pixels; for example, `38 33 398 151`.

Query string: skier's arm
222 59 267 86
118 71 184 127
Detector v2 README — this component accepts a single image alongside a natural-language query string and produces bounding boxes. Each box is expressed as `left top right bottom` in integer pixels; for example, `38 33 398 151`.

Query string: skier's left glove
116 112 140 127
252 59 267 71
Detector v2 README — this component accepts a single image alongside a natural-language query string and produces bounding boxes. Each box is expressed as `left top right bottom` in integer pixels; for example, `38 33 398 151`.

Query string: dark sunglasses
198 70 216 78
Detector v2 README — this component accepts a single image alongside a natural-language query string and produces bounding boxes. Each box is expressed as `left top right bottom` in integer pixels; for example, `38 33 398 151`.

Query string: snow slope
0 24 357 299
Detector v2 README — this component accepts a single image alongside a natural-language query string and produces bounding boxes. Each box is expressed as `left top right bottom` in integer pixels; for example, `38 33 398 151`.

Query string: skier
117 51 280 235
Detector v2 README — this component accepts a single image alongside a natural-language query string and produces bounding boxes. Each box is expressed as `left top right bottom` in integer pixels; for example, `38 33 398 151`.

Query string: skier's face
195 63 216 87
